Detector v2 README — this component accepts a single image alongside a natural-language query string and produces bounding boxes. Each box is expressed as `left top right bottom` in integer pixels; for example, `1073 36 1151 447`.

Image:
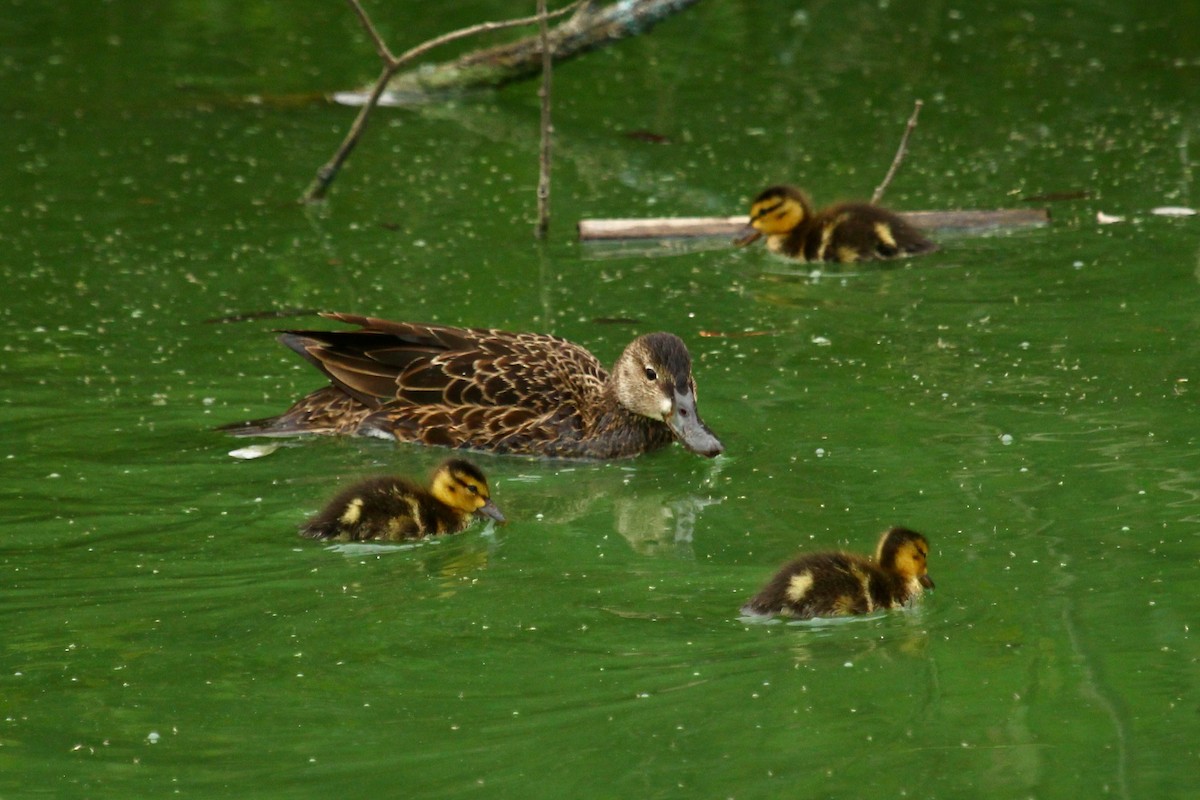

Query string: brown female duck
741 526 934 619
220 312 724 460
736 184 937 263
301 458 505 542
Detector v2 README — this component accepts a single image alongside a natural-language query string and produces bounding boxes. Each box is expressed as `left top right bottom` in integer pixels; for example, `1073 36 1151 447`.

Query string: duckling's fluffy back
300 475 475 542
742 527 933 619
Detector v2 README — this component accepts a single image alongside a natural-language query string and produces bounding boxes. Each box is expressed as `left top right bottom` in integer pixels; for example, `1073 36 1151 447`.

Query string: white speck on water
229 444 281 460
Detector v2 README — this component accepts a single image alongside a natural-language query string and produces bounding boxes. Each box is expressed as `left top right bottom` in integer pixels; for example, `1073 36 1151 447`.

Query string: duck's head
735 185 812 247
611 333 724 458
876 526 935 591
430 459 506 523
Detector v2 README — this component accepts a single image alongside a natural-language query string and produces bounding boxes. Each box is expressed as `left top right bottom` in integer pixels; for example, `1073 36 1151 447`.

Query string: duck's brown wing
280 313 609 417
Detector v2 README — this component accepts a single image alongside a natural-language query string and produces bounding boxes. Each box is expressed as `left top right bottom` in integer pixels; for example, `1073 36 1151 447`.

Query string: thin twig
303 0 584 203
535 0 553 239
871 99 923 205
346 0 395 63
392 2 580 68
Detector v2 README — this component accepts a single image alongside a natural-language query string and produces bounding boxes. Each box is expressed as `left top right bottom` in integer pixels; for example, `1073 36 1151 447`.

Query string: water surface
2 1 1199 797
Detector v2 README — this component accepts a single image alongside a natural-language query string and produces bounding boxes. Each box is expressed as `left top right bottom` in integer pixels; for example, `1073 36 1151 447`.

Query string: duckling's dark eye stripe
454 476 482 496
751 200 784 222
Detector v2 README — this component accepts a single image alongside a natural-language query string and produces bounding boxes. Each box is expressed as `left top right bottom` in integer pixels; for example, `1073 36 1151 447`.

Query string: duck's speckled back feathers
221 313 723 460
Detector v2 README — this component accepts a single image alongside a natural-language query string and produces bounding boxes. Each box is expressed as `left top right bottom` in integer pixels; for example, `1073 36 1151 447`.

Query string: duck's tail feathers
214 415 322 437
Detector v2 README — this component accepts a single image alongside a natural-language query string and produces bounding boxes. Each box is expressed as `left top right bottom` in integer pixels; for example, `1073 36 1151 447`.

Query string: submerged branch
535 0 554 239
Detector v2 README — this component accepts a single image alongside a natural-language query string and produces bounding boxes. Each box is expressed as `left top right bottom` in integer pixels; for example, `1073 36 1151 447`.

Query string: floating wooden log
577 208 1049 241
578 216 752 241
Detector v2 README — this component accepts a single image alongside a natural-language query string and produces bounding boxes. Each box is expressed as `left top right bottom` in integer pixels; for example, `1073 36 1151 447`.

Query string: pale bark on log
376 0 702 99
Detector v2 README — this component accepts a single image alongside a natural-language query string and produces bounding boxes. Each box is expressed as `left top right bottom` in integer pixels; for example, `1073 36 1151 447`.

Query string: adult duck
220 313 724 460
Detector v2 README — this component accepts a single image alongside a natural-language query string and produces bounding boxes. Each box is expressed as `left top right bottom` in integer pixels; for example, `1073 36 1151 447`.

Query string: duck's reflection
312 458 726 577
612 493 723 556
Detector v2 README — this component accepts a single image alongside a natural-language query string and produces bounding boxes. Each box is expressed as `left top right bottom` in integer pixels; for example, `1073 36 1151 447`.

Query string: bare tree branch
535 0 554 239
302 0 584 202
372 0 701 99
871 100 923 205
346 0 395 63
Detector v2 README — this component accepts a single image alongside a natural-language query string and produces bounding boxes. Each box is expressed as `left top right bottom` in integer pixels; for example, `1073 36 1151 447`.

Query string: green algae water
3 1 1198 797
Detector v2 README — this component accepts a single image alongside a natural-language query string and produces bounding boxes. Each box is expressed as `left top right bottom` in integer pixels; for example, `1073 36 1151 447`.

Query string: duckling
300 458 505 542
219 312 723 460
741 526 934 619
735 185 937 263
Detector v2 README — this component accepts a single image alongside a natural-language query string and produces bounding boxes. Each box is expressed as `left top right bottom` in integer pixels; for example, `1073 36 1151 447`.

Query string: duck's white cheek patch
660 397 673 416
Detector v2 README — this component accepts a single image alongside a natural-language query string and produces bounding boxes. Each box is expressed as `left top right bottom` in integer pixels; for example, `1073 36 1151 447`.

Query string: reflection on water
504 459 726 557
612 494 723 556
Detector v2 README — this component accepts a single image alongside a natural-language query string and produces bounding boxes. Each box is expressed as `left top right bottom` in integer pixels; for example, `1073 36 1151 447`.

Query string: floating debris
698 330 778 338
228 444 282 460
1151 206 1197 217
1020 190 1090 203
1096 211 1125 225
624 129 672 144
592 317 643 325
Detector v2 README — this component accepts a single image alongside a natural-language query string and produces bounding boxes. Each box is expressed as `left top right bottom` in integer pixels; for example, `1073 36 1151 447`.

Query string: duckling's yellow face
877 527 935 590
430 460 506 523
747 189 808 236
894 539 933 589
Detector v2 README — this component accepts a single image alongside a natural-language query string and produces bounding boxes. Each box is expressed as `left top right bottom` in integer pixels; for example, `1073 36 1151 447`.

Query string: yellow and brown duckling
741 526 934 619
220 312 723 460
300 458 505 542
736 185 937 263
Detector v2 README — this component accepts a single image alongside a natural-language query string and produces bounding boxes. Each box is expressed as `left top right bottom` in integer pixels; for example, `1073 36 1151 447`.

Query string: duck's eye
644 367 658 381
466 484 479 495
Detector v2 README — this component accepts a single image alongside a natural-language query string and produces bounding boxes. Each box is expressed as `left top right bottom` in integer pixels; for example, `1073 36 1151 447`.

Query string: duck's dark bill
920 574 935 589
667 390 724 458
